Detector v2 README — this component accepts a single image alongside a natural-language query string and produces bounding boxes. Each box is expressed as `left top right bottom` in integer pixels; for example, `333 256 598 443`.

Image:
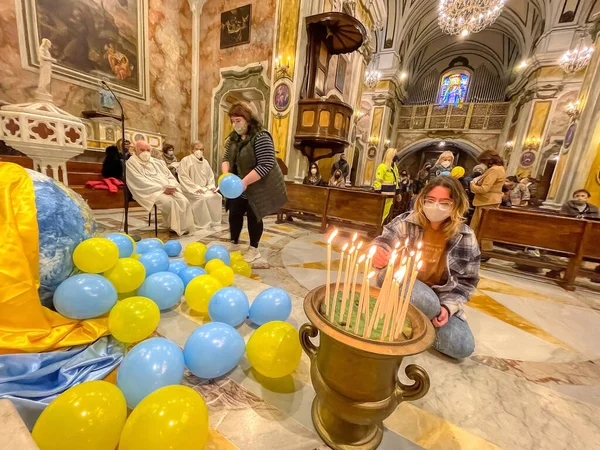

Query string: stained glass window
438 72 470 107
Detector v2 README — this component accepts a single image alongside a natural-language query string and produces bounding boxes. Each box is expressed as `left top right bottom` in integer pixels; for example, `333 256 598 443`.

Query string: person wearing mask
303 162 324 186
178 141 223 228
371 176 478 359
161 143 179 178
469 150 506 252
101 145 123 180
396 168 412 214
373 147 401 223
331 153 350 182
413 161 433 195
505 176 530 206
126 140 195 236
221 102 287 263
428 151 455 181
329 169 346 187
560 189 600 218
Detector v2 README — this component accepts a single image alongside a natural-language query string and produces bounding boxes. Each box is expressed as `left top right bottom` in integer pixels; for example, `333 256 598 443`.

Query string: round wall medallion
564 122 577 149
520 151 536 167
367 147 377 159
273 81 291 112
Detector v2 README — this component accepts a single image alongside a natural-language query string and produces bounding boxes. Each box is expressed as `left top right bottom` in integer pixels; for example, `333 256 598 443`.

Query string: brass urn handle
396 364 430 402
299 323 319 359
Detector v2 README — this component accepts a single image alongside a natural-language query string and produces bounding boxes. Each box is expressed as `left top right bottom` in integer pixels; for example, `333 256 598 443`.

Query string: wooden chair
147 205 159 237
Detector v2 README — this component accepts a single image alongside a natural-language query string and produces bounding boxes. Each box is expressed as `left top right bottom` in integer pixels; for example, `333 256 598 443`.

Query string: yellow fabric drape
0 163 108 354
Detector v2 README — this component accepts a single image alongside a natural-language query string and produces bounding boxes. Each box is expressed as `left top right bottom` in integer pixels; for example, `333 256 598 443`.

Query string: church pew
0 154 33 169
278 182 387 235
476 207 599 290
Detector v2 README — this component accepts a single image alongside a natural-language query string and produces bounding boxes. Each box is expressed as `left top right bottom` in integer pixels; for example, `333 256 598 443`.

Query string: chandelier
439 0 505 36
560 42 594 74
364 69 381 89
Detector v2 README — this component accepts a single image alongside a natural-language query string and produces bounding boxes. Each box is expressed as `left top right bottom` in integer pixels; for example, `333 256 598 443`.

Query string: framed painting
16 0 149 101
273 81 291 112
335 56 347 93
564 122 577 149
220 5 252 49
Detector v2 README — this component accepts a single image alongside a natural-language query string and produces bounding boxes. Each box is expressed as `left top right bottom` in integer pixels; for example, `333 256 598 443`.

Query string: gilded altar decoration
17 0 148 100
220 5 252 49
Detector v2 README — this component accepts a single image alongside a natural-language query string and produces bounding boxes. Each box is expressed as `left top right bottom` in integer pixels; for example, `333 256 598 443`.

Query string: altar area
87 208 600 450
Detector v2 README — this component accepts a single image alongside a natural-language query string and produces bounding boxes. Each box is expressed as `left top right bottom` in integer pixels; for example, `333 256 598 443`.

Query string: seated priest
371 176 479 359
178 141 223 227
126 140 197 235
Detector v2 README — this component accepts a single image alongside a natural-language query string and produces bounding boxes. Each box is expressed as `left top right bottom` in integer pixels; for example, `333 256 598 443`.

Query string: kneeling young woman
372 176 479 359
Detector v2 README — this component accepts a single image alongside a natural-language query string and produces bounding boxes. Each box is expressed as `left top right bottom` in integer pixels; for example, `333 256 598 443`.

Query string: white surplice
178 155 223 226
126 154 196 235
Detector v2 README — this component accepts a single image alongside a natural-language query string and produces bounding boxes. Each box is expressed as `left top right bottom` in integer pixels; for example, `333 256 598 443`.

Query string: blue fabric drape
0 337 124 429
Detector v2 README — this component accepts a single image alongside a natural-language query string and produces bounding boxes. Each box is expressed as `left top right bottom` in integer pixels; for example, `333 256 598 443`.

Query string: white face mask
441 161 451 168
423 203 452 223
233 122 248 136
167 150 174 156
138 151 151 162
194 150 203 159
311 168 317 175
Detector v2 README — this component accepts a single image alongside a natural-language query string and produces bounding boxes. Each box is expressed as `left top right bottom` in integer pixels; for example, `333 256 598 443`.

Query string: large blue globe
27 170 97 307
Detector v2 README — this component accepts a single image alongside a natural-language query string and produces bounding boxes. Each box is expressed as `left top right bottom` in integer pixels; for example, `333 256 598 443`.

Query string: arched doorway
395 139 482 178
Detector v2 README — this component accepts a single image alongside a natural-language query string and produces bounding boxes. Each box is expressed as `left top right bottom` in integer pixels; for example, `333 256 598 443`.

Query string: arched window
438 70 471 107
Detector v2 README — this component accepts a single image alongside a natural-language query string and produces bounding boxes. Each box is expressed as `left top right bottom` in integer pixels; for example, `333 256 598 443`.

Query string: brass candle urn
299 284 435 450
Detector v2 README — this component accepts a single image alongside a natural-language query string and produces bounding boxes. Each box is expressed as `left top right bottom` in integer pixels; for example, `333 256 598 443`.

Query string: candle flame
405 237 409 246
394 267 406 280
342 243 348 252
368 245 377 257
352 232 358 243
358 254 366 264
416 251 422 262
367 271 376 279
416 261 423 270
402 256 408 265
348 246 356 255
356 241 363 250
328 229 338 244
417 241 422 250
409 251 415 257
394 241 401 249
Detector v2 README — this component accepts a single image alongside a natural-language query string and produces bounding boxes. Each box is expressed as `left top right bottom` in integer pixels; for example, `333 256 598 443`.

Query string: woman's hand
432 306 449 328
372 246 390 269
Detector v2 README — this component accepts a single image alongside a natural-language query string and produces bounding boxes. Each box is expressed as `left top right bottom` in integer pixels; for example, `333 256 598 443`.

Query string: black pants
229 196 263 248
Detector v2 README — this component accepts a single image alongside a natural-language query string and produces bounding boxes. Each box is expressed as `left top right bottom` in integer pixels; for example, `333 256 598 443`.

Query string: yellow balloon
119 385 208 450
211 265 235 287
217 172 230 184
185 274 222 313
32 381 126 450
104 258 146 293
184 242 207 266
230 251 244 262
247 321 302 378
73 238 119 274
205 258 225 274
231 259 252 277
108 296 160 343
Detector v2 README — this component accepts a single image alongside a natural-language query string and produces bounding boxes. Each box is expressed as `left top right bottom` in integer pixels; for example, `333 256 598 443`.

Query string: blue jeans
409 280 475 359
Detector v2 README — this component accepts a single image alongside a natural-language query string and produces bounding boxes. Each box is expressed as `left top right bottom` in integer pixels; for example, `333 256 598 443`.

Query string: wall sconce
524 137 541 151
384 139 391 149
368 136 379 145
275 55 291 79
354 111 365 123
566 100 581 119
504 140 514 150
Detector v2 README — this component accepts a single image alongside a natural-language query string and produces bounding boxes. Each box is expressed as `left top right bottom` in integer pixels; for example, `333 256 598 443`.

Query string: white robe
126 155 199 235
178 155 223 226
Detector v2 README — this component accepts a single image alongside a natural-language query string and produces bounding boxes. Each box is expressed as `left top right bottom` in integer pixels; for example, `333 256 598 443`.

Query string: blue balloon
183 323 245 379
208 288 249 327
136 238 164 255
105 233 134 258
179 267 206 287
249 287 292 326
219 174 244 199
53 274 117 319
138 271 185 310
138 249 170 276
117 337 185 408
205 245 231 265
168 260 188 275
164 240 182 257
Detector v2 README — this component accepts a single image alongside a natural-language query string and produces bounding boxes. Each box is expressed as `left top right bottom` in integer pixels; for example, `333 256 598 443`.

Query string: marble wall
0 0 193 155
197 0 276 148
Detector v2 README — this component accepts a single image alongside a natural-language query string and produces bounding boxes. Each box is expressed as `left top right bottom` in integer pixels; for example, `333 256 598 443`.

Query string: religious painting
220 5 252 49
367 147 377 159
559 0 580 23
335 57 347 94
438 71 470 108
273 82 291 112
564 122 577 149
18 0 148 101
520 151 536 167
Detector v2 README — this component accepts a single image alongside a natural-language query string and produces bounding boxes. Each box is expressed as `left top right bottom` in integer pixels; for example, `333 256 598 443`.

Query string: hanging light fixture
560 39 594 74
364 68 381 89
438 0 505 36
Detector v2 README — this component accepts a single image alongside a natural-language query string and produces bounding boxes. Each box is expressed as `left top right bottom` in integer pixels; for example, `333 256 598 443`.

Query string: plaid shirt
372 212 481 319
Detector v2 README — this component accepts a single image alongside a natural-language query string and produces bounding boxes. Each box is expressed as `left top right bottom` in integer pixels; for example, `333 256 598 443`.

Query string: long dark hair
478 150 504 167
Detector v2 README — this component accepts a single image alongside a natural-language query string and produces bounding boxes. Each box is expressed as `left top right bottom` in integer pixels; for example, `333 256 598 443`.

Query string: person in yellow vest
373 147 400 223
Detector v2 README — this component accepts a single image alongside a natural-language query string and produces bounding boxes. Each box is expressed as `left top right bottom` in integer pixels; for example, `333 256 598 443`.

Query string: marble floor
94 208 600 450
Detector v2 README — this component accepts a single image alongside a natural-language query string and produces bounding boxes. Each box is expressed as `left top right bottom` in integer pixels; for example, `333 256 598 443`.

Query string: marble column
188 0 207 143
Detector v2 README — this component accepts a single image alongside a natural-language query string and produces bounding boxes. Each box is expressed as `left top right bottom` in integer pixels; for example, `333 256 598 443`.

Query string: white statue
36 38 57 102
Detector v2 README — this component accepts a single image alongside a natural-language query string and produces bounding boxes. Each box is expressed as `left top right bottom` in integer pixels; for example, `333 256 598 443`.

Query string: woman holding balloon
221 102 287 263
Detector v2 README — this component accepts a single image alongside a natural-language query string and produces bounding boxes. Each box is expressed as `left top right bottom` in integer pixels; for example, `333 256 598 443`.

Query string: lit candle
354 253 373 333
394 260 422 340
338 245 355 324
382 267 406 340
331 243 348 320
346 254 365 330
324 229 338 317
366 250 397 337
362 271 376 332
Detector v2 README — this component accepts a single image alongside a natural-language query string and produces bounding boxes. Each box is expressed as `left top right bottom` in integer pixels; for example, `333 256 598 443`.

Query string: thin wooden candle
366 251 397 337
345 254 365 329
331 243 348 320
355 267 374 334
324 229 338 316
338 245 355 323
382 267 406 340
394 260 422 340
